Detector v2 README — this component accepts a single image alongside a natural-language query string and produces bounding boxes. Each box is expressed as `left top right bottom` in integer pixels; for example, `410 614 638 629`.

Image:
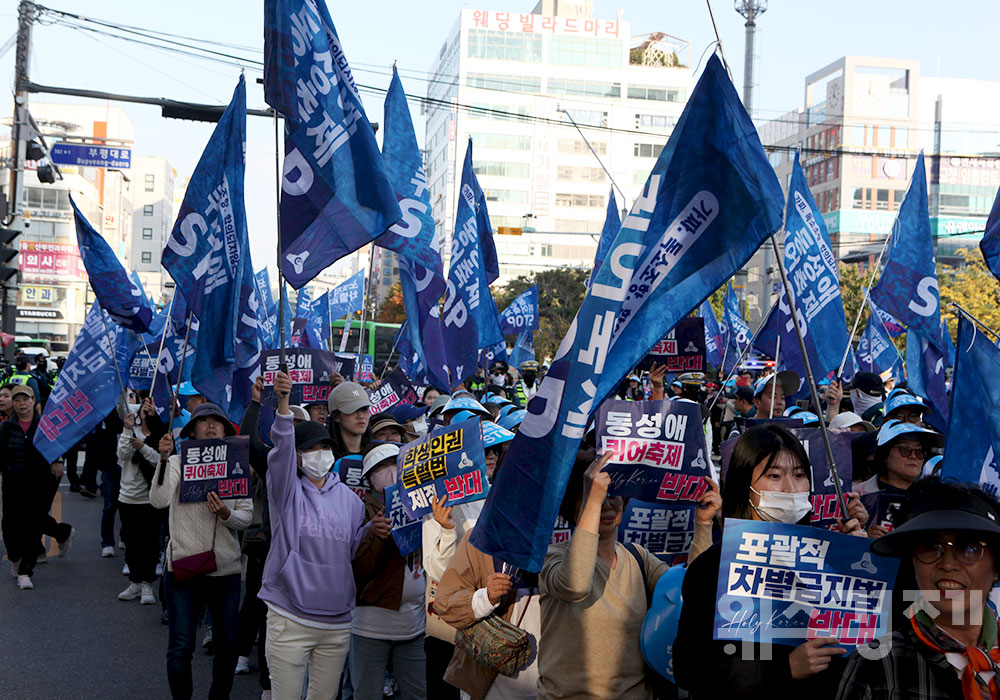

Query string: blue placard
618 499 697 564
358 354 375 383
596 399 712 503
260 348 343 405
51 142 132 169
385 483 422 556
397 418 489 519
635 317 706 373
179 436 251 503
714 520 899 648
859 491 906 533
792 428 853 532
128 353 156 391
368 367 417 414
336 454 367 500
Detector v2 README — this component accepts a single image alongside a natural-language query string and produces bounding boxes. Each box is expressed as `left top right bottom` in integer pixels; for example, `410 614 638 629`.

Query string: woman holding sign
258 371 390 700
674 424 867 699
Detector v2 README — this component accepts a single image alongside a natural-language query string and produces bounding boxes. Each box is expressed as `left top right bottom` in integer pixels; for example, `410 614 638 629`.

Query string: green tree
939 248 1000 340
492 268 590 362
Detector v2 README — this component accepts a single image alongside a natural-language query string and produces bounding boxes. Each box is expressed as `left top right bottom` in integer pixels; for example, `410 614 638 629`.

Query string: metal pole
157 310 194 486
949 302 1000 340
558 108 627 209
838 231 892 376
705 300 776 415
770 235 847 513
274 111 286 367
147 292 177 400
769 334 780 419
357 246 376 360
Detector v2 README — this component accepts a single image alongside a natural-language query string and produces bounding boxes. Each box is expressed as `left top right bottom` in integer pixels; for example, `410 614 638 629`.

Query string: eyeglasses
893 445 926 459
895 411 925 423
914 538 989 565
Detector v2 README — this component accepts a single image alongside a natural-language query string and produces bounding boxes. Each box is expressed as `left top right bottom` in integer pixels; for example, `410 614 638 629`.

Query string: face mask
369 465 396 492
491 374 506 386
750 487 812 524
851 390 880 417
299 449 334 479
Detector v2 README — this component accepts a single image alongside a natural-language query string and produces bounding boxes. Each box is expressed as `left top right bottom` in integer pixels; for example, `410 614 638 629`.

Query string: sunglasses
893 445 926 460
914 538 989 566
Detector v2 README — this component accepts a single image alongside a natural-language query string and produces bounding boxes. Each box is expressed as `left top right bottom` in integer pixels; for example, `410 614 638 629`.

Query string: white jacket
149 454 252 577
116 427 159 505
421 499 485 582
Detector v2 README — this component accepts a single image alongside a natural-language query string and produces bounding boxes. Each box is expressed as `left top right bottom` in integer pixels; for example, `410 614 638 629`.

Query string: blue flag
509 330 535 368
982 185 1000 283
254 268 278 349
752 300 780 359
870 300 906 338
941 314 1000 494
856 305 900 376
327 269 365 322
72 196 154 333
471 55 784 570
870 154 942 343
35 302 140 462
152 291 198 422
700 299 724 368
480 341 508 368
588 189 620 287
941 319 957 369
498 286 539 336
722 283 751 373
264 0 401 288
294 286 313 318
160 76 262 424
906 329 949 432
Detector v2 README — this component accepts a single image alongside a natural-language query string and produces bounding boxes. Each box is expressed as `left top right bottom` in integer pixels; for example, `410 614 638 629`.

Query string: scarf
911 607 1000 700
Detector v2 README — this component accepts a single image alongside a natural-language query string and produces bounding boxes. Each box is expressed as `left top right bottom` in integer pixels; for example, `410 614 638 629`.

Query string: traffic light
0 227 19 283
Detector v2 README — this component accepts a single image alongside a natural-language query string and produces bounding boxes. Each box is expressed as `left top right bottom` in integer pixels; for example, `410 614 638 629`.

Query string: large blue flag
782 153 850 379
722 283 751 373
588 189 620 287
906 329 949 432
982 185 1000 283
509 330 535 368
471 55 784 570
35 302 140 461
152 290 199 422
870 300 906 338
498 286 539 336
941 319 957 369
72 196 154 333
294 286 313 318
700 299 724 368
752 299 780 359
160 76 262 423
941 314 1000 494
870 154 942 343
263 0 401 288
856 305 899 375
254 268 278 349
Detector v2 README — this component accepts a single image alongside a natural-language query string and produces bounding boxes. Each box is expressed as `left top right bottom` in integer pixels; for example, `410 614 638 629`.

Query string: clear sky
3 0 997 278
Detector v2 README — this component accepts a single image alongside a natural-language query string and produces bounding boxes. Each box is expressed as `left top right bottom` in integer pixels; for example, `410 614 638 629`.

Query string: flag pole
769 334 780 419
94 304 129 400
948 302 1000 340
357 245 376 361
770 234 847 514
704 300 776 416
147 292 176 401
380 327 404 381
838 232 893 377
158 310 194 486
273 110 287 368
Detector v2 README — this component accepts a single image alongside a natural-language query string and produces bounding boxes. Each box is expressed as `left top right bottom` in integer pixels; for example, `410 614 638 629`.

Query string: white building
424 0 693 285
131 156 175 304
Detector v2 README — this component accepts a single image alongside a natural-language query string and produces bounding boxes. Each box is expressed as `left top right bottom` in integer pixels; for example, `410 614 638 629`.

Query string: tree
939 248 1000 340
376 282 405 323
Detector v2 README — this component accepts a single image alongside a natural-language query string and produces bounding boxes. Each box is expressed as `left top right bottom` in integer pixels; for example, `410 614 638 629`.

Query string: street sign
496 226 522 236
50 143 131 169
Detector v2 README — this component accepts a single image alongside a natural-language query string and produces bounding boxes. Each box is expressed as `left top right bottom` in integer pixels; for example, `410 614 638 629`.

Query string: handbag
171 516 218 582
454 593 532 678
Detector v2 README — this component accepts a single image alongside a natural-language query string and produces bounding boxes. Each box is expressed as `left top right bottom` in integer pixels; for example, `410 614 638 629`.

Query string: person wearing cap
849 371 885 420
351 442 427 700
855 419 945 502
837 477 1000 700
829 411 875 433
151 402 253 700
623 373 644 401
751 370 801 420
257 370 388 700
442 395 491 426
516 360 540 408
178 381 207 414
0 384 75 590
369 413 408 444
7 355 41 404
883 390 929 427
675 424 867 699
302 400 329 426
327 381 372 458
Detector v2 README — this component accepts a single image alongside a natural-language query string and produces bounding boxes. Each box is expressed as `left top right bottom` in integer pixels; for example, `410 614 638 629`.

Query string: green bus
330 320 402 374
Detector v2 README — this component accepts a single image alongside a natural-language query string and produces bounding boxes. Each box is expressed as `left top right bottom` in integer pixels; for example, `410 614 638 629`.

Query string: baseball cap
752 371 801 398
178 381 202 398
883 392 928 418
289 405 310 422
876 419 945 449
427 394 451 417
362 443 401 478
295 421 334 451
733 385 755 403
851 371 884 398
829 411 875 432
327 382 370 415
9 385 33 399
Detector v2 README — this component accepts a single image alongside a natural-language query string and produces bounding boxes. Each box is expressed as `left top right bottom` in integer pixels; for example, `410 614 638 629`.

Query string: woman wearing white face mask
674 424 868 700
259 371 392 700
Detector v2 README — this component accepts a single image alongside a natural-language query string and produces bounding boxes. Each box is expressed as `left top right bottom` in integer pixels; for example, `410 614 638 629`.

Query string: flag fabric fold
700 299 724 369
588 189 620 287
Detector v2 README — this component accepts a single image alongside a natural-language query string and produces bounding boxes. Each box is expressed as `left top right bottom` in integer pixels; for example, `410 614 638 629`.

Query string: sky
2 0 998 279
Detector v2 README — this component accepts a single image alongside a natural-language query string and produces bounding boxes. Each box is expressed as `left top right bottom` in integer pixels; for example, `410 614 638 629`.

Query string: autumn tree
376 282 406 323
938 248 1000 340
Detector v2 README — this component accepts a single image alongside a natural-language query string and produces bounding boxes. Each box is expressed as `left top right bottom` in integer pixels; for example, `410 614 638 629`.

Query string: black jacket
0 413 51 488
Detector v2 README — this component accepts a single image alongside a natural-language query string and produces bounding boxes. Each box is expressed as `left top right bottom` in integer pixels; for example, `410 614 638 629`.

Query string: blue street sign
50 143 132 169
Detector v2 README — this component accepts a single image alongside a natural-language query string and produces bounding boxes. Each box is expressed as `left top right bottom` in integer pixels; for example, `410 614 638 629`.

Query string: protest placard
596 399 712 503
860 491 906 532
635 318 706 373
260 348 341 405
368 368 418 414
792 428 853 531
549 515 572 545
385 483 422 556
290 318 307 346
358 354 375 383
336 454 367 500
714 520 899 648
618 500 698 564
179 436 251 503
128 353 156 391
397 418 488 519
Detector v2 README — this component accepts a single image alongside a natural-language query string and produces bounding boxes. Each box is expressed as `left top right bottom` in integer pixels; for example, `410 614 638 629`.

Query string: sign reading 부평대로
618 499 698 564
179 436 251 503
635 317 706 373
260 348 343 405
368 367 418 414
397 418 488 519
385 483 422 556
596 399 712 503
50 142 132 169
714 520 899 648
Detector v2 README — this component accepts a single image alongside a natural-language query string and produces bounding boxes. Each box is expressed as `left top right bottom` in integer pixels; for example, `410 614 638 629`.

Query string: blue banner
905 329 949 432
941 314 1000 497
294 285 313 318
471 55 785 571
327 269 365 322
254 268 278 349
358 354 374 383
635 317 706 373
337 454 367 500
870 301 905 338
855 305 900 376
509 330 535 368
714 521 899 648
700 299 724 368
385 483 422 556
129 352 156 391
179 436 251 503
264 0 401 288
72 196 154 333
722 283 751 374
982 183 1000 283
794 428 853 532
35 302 139 462
870 153 942 343
398 418 489 519
368 367 418 415
498 286 539 336
160 76 262 424
588 188 621 287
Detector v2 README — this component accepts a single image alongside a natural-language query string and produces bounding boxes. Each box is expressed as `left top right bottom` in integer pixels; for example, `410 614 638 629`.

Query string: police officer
516 360 540 407
8 356 41 405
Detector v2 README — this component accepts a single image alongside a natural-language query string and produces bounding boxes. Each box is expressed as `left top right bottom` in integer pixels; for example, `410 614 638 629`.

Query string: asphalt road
0 482 265 700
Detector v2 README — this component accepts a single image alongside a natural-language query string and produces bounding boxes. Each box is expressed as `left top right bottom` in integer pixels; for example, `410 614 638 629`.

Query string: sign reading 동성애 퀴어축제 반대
714 520 899 648
179 437 251 503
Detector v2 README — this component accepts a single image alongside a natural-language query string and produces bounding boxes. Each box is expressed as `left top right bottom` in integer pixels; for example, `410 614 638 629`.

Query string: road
0 482 264 700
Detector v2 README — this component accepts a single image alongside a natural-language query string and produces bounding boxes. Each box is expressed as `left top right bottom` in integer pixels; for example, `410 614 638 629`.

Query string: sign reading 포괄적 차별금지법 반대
384 483 422 556
618 500 698 565
714 520 899 648
179 437 251 503
597 399 712 503
397 418 488 519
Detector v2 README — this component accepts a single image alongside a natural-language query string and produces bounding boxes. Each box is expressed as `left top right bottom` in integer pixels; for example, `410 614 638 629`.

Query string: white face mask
491 374 506 386
851 390 881 417
299 449 334 479
750 487 812 524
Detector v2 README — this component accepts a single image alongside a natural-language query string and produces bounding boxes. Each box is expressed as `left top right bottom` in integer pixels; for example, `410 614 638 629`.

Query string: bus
329 320 401 375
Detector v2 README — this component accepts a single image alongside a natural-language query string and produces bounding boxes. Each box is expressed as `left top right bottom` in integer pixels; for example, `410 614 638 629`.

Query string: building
749 55 1000 324
0 102 136 351
423 0 693 285
131 156 175 304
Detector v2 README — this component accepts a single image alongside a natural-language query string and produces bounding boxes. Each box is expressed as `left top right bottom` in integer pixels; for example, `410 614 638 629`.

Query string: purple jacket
258 412 368 625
